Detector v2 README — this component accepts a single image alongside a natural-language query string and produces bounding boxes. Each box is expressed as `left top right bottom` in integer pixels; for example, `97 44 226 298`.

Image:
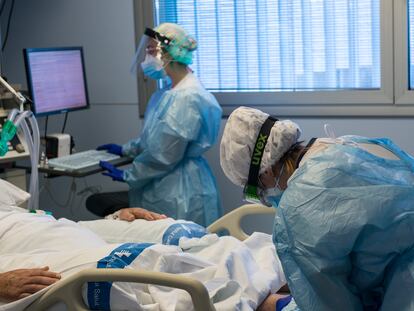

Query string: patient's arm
258 293 292 311
113 207 167 222
0 266 61 302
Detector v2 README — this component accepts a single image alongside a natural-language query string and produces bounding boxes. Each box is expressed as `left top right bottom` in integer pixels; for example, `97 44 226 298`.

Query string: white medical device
0 76 40 210
45 133 72 158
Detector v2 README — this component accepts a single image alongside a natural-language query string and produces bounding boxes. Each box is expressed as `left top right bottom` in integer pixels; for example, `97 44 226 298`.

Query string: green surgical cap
155 23 197 65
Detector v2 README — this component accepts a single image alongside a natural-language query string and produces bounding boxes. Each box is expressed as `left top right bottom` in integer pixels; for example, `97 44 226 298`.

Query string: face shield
243 116 278 207
130 27 172 73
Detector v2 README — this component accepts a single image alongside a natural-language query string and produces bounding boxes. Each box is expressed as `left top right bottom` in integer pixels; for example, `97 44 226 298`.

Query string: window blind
409 0 414 89
155 0 380 92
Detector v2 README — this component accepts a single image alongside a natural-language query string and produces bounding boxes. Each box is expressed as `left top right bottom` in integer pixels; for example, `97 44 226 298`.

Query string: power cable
44 177 77 208
0 0 7 16
44 116 48 138
61 112 68 133
2 0 15 52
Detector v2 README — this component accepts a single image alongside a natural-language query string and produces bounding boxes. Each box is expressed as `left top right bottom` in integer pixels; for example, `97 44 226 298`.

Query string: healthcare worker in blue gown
220 106 414 311
90 23 223 226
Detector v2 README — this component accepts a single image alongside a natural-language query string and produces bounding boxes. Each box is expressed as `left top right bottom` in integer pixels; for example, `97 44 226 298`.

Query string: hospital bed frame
25 204 276 311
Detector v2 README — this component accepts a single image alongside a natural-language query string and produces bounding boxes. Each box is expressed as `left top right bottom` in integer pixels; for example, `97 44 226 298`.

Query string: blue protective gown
270 136 414 311
122 73 222 226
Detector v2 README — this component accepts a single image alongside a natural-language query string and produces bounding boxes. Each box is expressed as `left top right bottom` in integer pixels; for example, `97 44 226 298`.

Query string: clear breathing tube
2 109 40 210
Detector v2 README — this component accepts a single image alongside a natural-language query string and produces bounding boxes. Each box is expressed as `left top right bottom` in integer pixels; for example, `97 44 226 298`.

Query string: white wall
2 0 140 220
3 1 414 234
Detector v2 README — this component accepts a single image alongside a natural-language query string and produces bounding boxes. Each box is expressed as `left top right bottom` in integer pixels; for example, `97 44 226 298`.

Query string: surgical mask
263 162 285 208
140 54 167 80
263 184 284 208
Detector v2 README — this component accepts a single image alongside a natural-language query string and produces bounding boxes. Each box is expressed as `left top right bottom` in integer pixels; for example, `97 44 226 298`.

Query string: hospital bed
24 203 276 311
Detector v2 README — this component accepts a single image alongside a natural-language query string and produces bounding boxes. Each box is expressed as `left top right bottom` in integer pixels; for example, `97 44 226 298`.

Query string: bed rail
207 203 276 241
25 268 216 311
25 204 274 310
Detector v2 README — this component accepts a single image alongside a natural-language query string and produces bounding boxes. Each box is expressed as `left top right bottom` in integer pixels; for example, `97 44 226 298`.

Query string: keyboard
47 150 120 171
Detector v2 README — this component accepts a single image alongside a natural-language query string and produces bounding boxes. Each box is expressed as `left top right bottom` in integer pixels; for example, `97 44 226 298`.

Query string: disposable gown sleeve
122 138 142 157
123 93 202 189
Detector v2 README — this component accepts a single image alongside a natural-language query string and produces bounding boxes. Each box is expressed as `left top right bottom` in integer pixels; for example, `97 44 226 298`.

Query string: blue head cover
154 23 197 65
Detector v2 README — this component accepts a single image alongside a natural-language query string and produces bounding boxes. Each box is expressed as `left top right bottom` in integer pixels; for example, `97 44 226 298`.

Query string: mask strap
324 123 336 140
244 116 278 202
275 161 285 189
295 137 317 168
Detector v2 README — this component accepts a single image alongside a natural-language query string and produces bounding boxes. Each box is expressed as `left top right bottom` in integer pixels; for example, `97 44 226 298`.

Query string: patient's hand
0 266 61 301
118 207 167 222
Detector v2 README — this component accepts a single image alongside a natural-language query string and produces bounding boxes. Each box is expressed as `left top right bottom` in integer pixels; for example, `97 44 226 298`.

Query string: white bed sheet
0 206 285 311
78 217 199 244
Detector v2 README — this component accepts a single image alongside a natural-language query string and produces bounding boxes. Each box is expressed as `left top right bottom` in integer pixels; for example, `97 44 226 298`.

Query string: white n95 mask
140 54 167 80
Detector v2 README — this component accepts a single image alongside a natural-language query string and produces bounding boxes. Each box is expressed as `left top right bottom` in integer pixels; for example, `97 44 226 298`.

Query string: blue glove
276 295 293 311
100 161 125 182
97 143 123 156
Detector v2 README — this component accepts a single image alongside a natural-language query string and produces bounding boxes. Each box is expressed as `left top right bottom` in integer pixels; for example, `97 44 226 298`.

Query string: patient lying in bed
0 180 287 311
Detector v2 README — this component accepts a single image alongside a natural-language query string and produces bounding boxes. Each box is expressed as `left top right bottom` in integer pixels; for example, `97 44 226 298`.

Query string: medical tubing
1 109 40 209
31 116 40 210
28 114 40 209
0 120 16 156
18 113 40 210
13 110 30 127
19 119 34 208
19 119 37 210
7 108 18 122
0 109 19 155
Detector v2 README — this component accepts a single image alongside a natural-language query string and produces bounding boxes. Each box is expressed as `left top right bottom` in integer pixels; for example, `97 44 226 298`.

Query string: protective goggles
243 116 278 206
130 27 172 73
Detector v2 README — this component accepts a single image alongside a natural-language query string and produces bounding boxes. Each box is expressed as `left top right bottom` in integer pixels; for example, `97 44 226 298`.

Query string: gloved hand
97 143 123 156
100 161 125 182
276 295 293 311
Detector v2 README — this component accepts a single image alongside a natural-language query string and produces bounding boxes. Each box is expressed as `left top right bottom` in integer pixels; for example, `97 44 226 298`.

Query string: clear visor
243 183 271 207
244 162 285 207
130 28 171 73
130 35 157 73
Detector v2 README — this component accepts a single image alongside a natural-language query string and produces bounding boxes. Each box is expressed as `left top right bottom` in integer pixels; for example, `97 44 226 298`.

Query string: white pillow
0 178 30 207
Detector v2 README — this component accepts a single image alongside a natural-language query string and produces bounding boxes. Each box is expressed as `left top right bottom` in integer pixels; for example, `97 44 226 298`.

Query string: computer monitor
23 47 90 116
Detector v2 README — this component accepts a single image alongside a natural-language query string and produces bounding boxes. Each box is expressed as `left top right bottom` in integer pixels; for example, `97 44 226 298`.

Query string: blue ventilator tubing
0 120 17 156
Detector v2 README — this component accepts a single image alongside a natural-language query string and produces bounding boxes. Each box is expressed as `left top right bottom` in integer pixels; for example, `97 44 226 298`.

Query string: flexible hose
7 108 19 122
4 109 40 210
14 111 40 210
28 114 40 210
13 110 31 127
19 119 35 209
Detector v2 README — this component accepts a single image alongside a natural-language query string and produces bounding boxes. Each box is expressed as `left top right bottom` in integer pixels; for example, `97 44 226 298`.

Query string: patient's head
220 106 302 189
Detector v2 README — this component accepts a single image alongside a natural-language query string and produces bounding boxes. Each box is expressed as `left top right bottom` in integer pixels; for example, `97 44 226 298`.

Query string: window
156 0 381 92
409 0 414 89
135 0 414 116
395 0 414 106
